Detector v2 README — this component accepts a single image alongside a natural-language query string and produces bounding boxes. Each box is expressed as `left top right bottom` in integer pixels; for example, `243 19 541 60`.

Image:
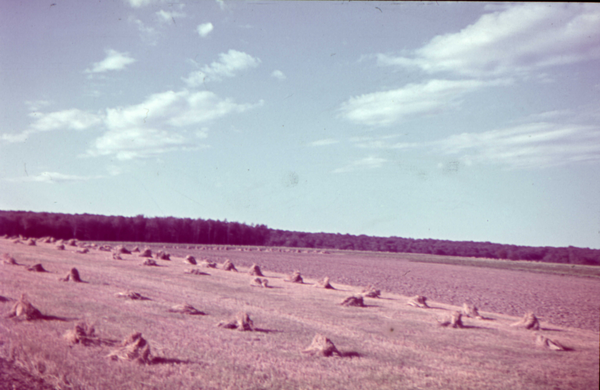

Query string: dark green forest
1 210 599 266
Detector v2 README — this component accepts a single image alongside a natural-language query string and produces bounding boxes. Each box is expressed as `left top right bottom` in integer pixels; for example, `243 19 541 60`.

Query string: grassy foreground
0 239 598 390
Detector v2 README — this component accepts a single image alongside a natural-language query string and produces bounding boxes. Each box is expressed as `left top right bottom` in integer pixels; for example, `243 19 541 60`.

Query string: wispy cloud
85 89 263 160
350 135 418 150
5 171 99 184
129 16 159 45
24 100 52 111
377 3 600 78
183 50 260 86
434 122 600 169
339 78 510 126
271 70 286 81
2 109 103 143
85 49 136 74
124 0 163 8
333 156 387 173
309 138 339 147
156 9 186 24
197 22 214 37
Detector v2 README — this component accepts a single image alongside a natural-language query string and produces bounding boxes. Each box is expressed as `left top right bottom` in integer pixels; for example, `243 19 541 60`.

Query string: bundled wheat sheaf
76 248 89 254
217 312 254 331
314 276 334 289
155 251 170 261
8 294 43 321
59 268 83 282
27 263 47 272
361 285 381 298
184 255 197 265
131 246 140 253
26 238 37 246
115 246 131 255
138 248 152 258
184 268 209 276
462 303 483 319
284 270 303 283
510 312 541 330
141 259 158 266
115 290 147 300
64 322 99 346
168 303 205 315
222 259 238 272
2 253 17 265
107 332 151 364
55 244 65 250
340 295 365 307
407 295 429 308
248 263 263 276
112 253 123 260
439 311 464 328
302 333 341 357
535 334 565 351
250 278 269 288
200 259 217 268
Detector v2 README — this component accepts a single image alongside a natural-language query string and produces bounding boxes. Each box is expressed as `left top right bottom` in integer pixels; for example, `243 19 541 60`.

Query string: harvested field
0 238 598 390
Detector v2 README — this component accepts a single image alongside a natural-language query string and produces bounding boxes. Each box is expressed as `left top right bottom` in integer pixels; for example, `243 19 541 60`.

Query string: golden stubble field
0 238 598 390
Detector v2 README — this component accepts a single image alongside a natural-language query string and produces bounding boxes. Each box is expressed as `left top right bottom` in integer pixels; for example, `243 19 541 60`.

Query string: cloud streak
333 156 387 173
183 50 260 86
339 78 510 126
377 3 600 78
434 122 600 169
85 49 136 73
85 89 263 160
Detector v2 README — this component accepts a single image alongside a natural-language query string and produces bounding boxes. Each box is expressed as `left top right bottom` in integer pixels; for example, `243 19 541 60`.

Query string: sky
1 1 600 249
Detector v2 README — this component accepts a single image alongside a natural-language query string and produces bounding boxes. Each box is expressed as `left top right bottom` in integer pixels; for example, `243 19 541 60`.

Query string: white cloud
85 89 263 160
350 135 418 150
156 9 186 24
309 138 339 147
124 0 163 8
28 109 103 132
24 100 52 111
434 122 600 169
129 16 159 46
85 49 136 74
333 156 387 173
2 109 103 144
183 50 261 86
271 70 286 80
5 171 97 184
339 78 510 126
377 3 600 78
197 22 214 37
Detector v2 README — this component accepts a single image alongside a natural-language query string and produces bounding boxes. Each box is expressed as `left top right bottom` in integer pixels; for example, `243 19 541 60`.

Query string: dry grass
0 238 598 390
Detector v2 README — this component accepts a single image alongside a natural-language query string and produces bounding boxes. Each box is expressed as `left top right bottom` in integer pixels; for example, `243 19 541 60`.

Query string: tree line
1 210 599 266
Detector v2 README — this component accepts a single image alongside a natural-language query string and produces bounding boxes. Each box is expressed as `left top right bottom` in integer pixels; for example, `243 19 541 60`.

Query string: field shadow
150 357 196 365
254 328 282 334
24 314 72 322
0 296 10 303
540 327 564 332
339 350 361 358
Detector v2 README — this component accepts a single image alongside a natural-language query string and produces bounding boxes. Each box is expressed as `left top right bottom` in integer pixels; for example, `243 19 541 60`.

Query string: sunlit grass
0 239 598 389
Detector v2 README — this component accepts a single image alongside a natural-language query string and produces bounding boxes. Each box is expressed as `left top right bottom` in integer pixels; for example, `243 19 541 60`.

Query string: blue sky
1 1 600 249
